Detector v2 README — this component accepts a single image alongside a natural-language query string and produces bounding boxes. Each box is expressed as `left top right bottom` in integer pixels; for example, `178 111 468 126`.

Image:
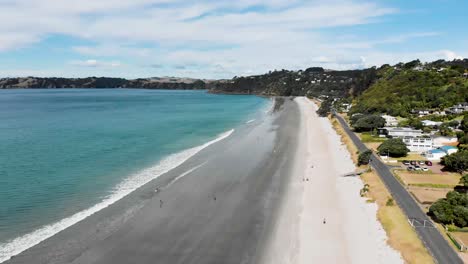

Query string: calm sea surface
0 89 268 247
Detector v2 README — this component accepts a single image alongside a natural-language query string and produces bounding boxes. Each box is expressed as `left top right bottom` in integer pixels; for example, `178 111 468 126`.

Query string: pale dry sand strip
261 97 403 264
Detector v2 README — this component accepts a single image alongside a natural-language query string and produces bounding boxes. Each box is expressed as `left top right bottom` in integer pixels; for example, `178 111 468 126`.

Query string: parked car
407 166 414 171
410 161 417 165
422 167 429 172
419 161 425 165
414 166 422 171
425 161 433 166
402 160 410 165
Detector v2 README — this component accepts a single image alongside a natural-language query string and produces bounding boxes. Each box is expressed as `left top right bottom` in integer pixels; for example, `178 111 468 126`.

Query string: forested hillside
351 60 468 117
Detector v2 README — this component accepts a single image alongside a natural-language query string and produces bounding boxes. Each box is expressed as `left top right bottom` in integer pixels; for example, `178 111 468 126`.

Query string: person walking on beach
160 199 163 208
323 218 326 224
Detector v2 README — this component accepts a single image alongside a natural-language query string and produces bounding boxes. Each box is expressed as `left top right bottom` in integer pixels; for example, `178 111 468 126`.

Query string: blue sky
0 0 466 79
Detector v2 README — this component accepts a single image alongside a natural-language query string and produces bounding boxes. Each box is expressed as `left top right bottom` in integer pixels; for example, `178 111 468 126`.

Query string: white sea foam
246 119 255 124
0 129 234 263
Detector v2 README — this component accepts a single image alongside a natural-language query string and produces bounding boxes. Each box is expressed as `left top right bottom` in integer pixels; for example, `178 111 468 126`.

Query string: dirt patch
409 187 451 205
398 172 461 187
452 232 468 248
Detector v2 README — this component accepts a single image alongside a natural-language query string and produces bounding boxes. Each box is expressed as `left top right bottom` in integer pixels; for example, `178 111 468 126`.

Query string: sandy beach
261 97 403 264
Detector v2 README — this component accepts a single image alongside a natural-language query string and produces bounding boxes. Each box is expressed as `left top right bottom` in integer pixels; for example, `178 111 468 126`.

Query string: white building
421 120 442 127
341 103 352 113
378 127 423 138
446 103 468 114
423 146 458 161
381 115 398 127
424 149 448 161
402 137 433 152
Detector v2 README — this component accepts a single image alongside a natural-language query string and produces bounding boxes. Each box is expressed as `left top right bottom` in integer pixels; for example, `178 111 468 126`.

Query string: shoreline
0 129 235 263
4 98 299 264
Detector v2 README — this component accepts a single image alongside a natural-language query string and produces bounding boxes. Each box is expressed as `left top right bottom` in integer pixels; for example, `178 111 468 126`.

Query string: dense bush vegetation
441 150 468 173
358 150 372 166
351 114 385 132
351 60 468 117
429 191 468 227
316 98 333 117
377 138 409 157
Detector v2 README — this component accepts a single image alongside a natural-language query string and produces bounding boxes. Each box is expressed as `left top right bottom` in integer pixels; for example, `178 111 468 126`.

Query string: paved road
334 113 462 264
5 99 301 264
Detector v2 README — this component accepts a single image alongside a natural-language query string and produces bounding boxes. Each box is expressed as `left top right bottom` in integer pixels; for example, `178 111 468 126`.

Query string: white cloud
70 59 122 67
0 0 464 78
440 50 463 61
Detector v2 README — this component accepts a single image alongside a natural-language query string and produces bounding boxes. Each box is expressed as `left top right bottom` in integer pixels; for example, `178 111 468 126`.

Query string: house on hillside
340 103 352 113
411 109 431 117
381 115 398 127
421 120 443 127
446 103 468 114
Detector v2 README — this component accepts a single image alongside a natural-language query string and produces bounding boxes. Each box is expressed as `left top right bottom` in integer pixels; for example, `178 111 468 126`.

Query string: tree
316 98 332 117
429 199 454 224
460 174 468 187
441 150 468 173
461 113 468 132
377 138 409 157
453 206 468 227
358 150 372 166
352 115 386 132
429 191 468 227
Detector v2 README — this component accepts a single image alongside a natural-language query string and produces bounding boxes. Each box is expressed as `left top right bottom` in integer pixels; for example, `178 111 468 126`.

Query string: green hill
351 60 468 117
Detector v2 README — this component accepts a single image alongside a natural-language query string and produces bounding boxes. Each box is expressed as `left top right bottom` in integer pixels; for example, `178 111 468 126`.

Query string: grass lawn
330 116 434 263
409 187 451 205
402 153 426 161
397 171 461 187
358 132 387 143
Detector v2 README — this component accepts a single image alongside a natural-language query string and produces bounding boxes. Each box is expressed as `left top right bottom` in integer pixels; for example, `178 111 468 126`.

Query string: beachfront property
402 137 433 152
381 114 398 126
378 127 458 153
423 146 458 161
378 127 423 138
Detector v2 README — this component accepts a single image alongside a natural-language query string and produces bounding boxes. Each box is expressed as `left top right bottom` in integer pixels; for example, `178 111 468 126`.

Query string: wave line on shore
0 129 234 263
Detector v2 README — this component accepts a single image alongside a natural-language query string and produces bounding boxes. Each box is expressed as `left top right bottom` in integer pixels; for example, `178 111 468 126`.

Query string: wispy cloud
70 59 122 67
0 0 465 78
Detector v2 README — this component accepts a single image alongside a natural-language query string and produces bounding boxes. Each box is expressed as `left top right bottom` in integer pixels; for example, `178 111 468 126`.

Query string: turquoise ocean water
0 89 268 258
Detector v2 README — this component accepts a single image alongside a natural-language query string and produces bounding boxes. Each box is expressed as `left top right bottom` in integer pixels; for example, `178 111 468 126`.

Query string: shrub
386 197 394 206
358 150 372 166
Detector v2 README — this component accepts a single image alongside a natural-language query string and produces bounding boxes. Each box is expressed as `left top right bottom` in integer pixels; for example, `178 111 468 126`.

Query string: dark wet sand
6 98 300 264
